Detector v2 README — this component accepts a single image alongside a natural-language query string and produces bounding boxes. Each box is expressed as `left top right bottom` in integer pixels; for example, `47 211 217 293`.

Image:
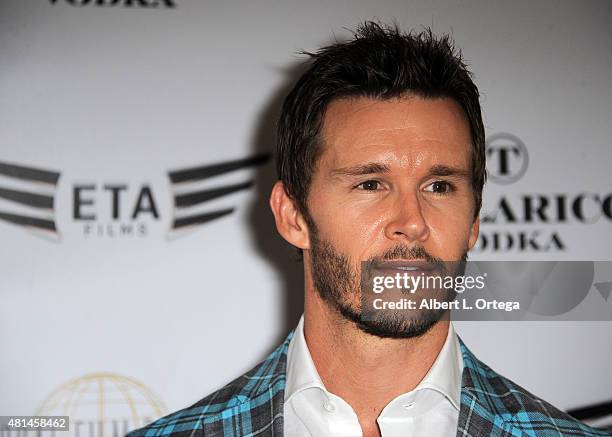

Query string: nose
383 190 430 243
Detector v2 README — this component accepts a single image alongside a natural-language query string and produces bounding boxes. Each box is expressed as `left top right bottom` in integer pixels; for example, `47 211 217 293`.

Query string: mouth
375 259 435 272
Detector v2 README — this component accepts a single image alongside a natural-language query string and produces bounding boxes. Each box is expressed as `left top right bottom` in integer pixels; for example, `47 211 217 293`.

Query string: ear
269 181 311 250
467 216 480 250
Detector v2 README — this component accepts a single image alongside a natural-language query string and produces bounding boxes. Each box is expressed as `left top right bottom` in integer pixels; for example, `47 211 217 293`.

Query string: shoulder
127 333 292 437
457 337 610 436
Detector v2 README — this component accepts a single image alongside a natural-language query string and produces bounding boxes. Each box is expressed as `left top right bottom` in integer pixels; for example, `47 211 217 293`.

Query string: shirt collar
285 315 327 401
284 314 463 411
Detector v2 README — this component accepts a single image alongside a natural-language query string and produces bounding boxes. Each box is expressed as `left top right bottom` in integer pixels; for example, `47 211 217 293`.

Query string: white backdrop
1 0 611 433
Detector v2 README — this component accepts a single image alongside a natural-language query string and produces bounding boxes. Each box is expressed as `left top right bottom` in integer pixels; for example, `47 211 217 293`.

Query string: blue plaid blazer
128 333 610 436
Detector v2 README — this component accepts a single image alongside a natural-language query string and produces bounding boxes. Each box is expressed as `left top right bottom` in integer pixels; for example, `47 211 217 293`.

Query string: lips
375 260 435 272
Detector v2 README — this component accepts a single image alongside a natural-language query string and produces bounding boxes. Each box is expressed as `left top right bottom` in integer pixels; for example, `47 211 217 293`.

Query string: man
128 22 609 437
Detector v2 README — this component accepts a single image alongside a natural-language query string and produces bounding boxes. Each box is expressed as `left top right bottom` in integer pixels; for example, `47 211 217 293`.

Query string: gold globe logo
35 372 166 437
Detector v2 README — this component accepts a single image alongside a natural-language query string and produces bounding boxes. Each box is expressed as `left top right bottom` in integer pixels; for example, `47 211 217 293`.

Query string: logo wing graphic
0 161 61 239
167 153 270 233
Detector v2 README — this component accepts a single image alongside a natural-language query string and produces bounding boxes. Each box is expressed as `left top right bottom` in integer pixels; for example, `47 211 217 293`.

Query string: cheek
424 207 474 255
311 195 385 255
346 211 388 255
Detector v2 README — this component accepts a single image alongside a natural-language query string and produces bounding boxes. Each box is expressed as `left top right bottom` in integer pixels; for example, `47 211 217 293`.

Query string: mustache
365 245 444 268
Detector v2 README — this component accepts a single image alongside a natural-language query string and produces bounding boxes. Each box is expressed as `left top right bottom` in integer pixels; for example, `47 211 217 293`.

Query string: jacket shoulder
458 337 610 436
127 333 292 437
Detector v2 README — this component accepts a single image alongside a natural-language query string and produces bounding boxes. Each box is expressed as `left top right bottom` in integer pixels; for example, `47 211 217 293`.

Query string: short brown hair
276 21 486 220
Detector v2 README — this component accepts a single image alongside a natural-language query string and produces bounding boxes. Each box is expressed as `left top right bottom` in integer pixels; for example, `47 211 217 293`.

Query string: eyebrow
329 163 391 177
427 165 471 178
329 163 470 178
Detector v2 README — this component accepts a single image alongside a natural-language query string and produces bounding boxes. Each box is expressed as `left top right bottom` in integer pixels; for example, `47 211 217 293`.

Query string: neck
303 286 449 428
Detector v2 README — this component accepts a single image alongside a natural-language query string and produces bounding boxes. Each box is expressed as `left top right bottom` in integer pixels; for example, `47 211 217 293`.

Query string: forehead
319 96 472 170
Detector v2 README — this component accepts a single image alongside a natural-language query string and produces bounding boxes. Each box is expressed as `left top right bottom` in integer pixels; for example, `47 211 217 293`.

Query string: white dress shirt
283 315 464 437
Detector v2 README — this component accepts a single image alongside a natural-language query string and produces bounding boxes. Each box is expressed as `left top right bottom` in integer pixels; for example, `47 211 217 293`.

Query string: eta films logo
0 154 269 241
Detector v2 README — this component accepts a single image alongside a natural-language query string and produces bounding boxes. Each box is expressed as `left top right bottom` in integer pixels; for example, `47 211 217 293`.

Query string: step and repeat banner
1 0 611 434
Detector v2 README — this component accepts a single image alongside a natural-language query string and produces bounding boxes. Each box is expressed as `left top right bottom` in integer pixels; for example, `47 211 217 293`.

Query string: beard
309 221 468 339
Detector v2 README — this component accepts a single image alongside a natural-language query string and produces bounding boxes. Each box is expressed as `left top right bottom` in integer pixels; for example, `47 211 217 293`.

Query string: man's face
304 96 479 338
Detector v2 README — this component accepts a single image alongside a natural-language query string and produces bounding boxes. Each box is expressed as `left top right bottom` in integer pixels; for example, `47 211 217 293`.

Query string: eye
355 180 381 191
425 181 455 194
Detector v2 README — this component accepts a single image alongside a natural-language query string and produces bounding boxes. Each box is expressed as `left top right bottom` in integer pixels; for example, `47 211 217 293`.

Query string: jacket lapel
456 337 521 436
200 333 293 436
